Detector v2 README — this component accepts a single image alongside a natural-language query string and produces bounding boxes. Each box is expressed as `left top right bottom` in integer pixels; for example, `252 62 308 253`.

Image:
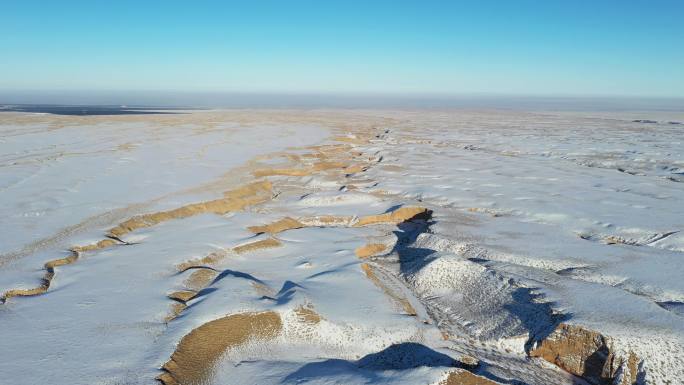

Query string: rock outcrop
440 370 502 385
530 323 641 385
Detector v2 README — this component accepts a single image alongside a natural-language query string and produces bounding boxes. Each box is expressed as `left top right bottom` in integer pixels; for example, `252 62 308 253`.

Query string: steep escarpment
530 324 642 385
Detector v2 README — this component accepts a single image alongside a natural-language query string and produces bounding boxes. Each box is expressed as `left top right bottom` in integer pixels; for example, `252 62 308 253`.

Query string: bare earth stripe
0 181 273 304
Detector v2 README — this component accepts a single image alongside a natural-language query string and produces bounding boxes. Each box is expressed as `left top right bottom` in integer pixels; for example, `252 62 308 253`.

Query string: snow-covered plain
0 109 682 385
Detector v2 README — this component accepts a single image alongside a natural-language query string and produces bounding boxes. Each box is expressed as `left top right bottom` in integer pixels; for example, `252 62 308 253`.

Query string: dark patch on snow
0 104 189 116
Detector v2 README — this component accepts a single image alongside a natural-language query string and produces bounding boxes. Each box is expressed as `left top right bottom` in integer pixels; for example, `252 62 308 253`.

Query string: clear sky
1 0 683 98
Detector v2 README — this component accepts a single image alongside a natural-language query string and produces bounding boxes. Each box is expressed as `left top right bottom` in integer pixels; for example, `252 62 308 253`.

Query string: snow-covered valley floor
0 109 682 385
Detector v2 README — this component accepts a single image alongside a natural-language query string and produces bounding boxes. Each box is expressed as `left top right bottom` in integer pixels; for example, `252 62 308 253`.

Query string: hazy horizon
2 90 683 113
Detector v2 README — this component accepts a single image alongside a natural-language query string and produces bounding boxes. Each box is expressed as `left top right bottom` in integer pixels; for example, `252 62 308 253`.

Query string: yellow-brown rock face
530 323 640 385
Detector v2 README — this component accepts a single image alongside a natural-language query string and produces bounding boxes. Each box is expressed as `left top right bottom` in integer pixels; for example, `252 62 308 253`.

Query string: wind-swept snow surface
0 109 682 385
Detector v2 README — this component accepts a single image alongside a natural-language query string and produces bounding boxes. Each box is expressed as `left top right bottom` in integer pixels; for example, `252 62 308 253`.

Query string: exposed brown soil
168 291 197 303
307 143 354 155
43 251 79 269
380 165 405 172
164 291 200 321
343 163 369 174
251 281 275 297
71 238 119 253
0 270 53 302
159 311 282 385
248 217 304 235
184 269 218 291
298 215 357 227
355 207 432 227
311 161 348 172
109 181 273 238
252 161 348 178
441 370 502 385
459 355 480 369
355 243 388 258
166 302 188 322
253 168 311 177
294 304 322 324
233 237 283 254
1 236 123 302
467 207 505 217
331 135 369 144
176 252 227 272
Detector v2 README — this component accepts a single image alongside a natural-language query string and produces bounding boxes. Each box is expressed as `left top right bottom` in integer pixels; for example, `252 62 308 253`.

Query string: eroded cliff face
530 323 641 385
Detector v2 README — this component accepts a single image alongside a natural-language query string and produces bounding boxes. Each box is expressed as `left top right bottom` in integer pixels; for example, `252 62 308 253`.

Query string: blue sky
1 1 683 97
